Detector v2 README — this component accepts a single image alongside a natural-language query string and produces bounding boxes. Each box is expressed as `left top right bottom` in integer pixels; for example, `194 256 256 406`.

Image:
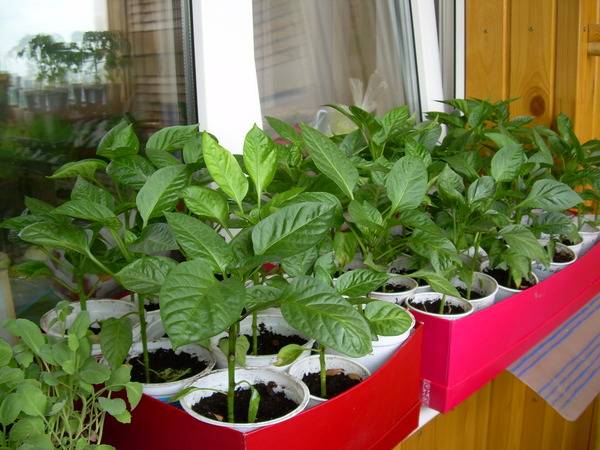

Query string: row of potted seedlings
3 98 598 434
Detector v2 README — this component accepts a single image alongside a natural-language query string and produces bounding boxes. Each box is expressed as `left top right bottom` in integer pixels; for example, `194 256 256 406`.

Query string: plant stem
227 323 238 423
438 294 447 315
251 311 258 356
137 294 151 384
319 344 327 399
76 273 87 311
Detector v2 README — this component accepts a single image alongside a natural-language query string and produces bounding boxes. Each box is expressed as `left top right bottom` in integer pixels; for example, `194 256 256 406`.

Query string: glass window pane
0 0 194 242
253 0 420 126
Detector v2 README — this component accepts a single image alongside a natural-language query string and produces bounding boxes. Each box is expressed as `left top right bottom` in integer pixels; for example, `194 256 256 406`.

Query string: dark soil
456 287 484 300
551 249 574 263
483 267 536 290
192 382 298 423
144 302 160 312
88 324 101 335
302 370 362 399
389 267 428 286
129 348 207 384
560 236 580 246
379 283 410 293
242 323 307 355
409 298 466 315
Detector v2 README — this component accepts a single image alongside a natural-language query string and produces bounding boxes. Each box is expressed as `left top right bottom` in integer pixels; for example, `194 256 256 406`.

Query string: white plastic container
452 272 498 311
40 299 139 355
128 339 215 402
406 292 474 320
579 223 600 255
480 262 540 302
180 368 310 432
532 243 577 281
328 306 415 373
288 354 370 407
388 257 431 293
369 275 418 305
211 315 313 371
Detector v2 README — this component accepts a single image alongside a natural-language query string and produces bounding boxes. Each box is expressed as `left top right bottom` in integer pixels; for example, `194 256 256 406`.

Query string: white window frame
191 0 446 152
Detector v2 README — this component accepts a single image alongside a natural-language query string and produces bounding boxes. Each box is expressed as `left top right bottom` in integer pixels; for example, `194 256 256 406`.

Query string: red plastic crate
104 324 423 450
412 244 600 412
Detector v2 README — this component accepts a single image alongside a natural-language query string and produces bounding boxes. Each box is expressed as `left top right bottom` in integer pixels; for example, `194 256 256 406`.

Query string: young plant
0 312 141 450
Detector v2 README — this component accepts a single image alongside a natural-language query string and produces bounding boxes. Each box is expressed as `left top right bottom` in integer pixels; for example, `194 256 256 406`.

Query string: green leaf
9 417 45 442
80 359 111 384
364 301 413 336
517 179 582 212
19 221 89 255
146 124 198 152
183 135 203 164
335 269 388 297
245 285 282 313
409 270 461 298
3 319 44 355
165 213 234 273
280 277 372 357
68 311 91 339
53 200 120 229
182 186 229 226
100 317 133 369
333 232 358 268
265 116 302 145
437 164 464 202
386 156 428 211
499 224 547 261
0 340 12 367
300 124 358 199
10 261 52 279
107 365 131 389
348 200 383 232
136 164 190 226
252 201 336 258
106 155 156 190
146 147 181 168
48 159 107 180
17 384 47 417
467 176 495 206
24 197 54 215
274 343 306 367
202 132 248 209
280 246 319 277
126 382 143 409
0 393 21 426
159 260 246 347
129 223 178 255
0 367 24 386
97 121 139 159
116 256 177 295
247 384 260 423
98 397 127 416
71 177 115 209
243 124 278 197
490 145 526 182
218 335 249 366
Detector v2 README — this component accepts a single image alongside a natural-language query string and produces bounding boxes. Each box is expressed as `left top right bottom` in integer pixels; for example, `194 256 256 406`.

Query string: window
0 0 195 245
252 0 421 128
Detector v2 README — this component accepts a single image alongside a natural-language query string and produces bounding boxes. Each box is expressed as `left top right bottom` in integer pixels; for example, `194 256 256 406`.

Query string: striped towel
508 293 600 421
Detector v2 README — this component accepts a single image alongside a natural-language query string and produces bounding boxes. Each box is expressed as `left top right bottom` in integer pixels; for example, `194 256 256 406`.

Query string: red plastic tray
412 244 600 412
104 324 423 449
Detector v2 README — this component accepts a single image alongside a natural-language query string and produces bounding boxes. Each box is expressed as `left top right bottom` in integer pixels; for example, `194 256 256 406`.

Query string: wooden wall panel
394 372 599 450
465 0 510 99
508 0 557 124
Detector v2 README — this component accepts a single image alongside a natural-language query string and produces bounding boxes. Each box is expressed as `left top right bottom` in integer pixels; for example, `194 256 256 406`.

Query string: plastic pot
480 261 540 302
128 339 215 403
452 272 498 311
211 314 313 371
180 368 310 432
288 354 371 407
406 292 474 320
40 299 139 355
532 243 577 282
388 257 431 293
579 223 599 255
369 275 418 305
